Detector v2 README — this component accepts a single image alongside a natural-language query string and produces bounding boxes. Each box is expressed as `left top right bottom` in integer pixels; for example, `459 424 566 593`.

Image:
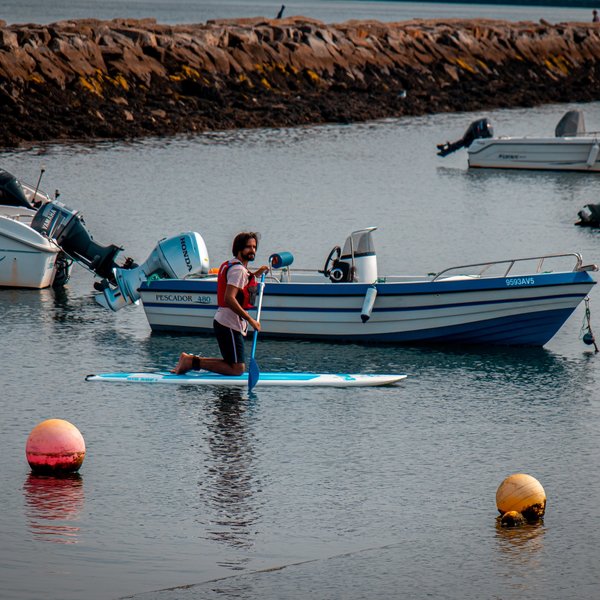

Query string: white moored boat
437 110 600 171
0 169 68 289
0 206 62 288
0 168 134 290
108 228 597 348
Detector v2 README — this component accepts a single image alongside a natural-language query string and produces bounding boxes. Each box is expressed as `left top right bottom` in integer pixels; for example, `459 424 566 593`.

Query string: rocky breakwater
1 16 600 147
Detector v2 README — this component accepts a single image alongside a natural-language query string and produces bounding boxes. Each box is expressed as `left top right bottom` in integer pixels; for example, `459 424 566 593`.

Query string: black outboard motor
437 118 494 157
31 200 122 281
0 169 36 209
576 204 600 227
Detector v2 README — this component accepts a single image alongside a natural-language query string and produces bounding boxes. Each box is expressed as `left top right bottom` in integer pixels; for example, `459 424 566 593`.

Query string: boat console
322 227 378 283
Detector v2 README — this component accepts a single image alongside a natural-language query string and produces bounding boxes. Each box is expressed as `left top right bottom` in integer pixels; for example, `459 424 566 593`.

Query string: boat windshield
555 110 586 137
341 228 376 258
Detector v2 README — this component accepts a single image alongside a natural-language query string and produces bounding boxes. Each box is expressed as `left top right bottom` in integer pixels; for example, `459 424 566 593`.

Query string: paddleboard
85 371 407 388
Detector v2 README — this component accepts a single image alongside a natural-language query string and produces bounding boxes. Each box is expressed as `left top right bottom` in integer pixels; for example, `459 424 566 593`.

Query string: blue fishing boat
133 228 597 347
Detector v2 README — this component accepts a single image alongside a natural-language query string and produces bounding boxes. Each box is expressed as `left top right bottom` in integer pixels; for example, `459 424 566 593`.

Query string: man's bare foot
171 352 194 374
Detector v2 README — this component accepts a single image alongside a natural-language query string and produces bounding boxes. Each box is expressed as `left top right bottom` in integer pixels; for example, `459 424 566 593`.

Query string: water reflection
0 287 55 322
201 387 260 568
238 336 573 381
463 168 596 200
23 473 84 544
141 333 586 404
0 283 102 333
495 521 546 568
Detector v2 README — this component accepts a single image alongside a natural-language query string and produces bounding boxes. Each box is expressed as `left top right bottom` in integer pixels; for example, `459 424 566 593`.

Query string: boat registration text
505 277 535 287
153 293 212 304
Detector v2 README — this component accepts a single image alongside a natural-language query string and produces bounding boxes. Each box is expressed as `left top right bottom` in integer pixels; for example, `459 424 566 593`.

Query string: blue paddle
248 273 266 392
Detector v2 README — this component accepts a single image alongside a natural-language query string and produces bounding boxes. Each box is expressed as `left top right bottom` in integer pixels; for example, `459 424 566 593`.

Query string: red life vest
217 259 257 309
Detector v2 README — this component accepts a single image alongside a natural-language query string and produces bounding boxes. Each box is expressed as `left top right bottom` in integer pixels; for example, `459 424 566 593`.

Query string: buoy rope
580 297 599 353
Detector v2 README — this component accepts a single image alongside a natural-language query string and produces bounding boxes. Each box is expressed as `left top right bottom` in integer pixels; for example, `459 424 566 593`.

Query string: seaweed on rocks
1 17 600 147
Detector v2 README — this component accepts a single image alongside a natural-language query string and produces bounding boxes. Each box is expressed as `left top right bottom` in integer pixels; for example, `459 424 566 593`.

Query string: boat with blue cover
130 228 597 347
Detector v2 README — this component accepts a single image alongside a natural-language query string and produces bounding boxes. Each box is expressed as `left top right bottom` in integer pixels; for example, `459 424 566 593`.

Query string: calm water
0 0 596 25
1 100 600 599
1 2 600 598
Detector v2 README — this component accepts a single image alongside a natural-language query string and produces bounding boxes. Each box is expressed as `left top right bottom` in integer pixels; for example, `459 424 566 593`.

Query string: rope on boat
580 297 599 353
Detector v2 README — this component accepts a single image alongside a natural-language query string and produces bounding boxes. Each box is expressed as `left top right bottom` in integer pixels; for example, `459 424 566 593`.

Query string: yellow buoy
496 473 546 522
500 510 526 527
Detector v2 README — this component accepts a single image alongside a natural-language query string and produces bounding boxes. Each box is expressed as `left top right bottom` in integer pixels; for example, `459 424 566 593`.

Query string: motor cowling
437 118 494 157
30 200 122 280
0 168 40 209
575 204 600 227
94 232 210 311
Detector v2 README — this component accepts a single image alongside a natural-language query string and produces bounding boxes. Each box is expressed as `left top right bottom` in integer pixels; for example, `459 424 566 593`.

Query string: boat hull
0 215 60 288
468 137 600 171
139 272 596 346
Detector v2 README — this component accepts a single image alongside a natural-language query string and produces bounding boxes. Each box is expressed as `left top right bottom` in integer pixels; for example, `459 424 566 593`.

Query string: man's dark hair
232 231 260 256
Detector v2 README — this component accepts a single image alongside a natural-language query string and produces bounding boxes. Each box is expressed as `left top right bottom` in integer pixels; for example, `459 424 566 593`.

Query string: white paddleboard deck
85 371 407 388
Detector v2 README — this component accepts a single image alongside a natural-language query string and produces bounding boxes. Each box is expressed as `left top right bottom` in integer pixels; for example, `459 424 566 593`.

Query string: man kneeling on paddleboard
172 232 269 376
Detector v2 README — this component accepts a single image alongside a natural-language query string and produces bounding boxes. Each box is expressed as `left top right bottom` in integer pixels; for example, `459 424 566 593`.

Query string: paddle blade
248 357 260 392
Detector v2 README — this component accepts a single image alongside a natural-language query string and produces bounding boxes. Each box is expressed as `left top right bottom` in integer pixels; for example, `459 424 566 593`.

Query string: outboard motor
576 204 600 227
437 118 494 157
322 227 378 283
94 232 210 311
31 200 122 280
29 199 210 307
0 168 53 208
0 169 37 209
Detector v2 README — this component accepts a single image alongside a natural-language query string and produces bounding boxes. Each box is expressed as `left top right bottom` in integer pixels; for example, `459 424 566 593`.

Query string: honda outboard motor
94 232 210 311
322 227 378 283
31 200 122 280
437 118 494 157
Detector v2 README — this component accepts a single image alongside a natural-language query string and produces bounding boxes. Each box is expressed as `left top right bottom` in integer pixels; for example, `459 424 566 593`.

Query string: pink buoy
26 419 86 474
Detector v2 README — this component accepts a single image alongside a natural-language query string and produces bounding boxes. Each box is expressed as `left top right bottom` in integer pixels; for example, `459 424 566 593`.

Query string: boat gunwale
139 271 595 298
0 215 61 254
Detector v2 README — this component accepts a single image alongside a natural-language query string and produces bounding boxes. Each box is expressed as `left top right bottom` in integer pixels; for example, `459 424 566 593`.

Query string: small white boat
0 168 131 290
438 110 600 171
126 227 597 347
0 207 63 289
0 169 68 289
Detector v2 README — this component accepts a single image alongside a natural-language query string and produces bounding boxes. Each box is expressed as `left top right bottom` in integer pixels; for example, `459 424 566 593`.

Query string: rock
0 29 19 50
1 17 600 147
